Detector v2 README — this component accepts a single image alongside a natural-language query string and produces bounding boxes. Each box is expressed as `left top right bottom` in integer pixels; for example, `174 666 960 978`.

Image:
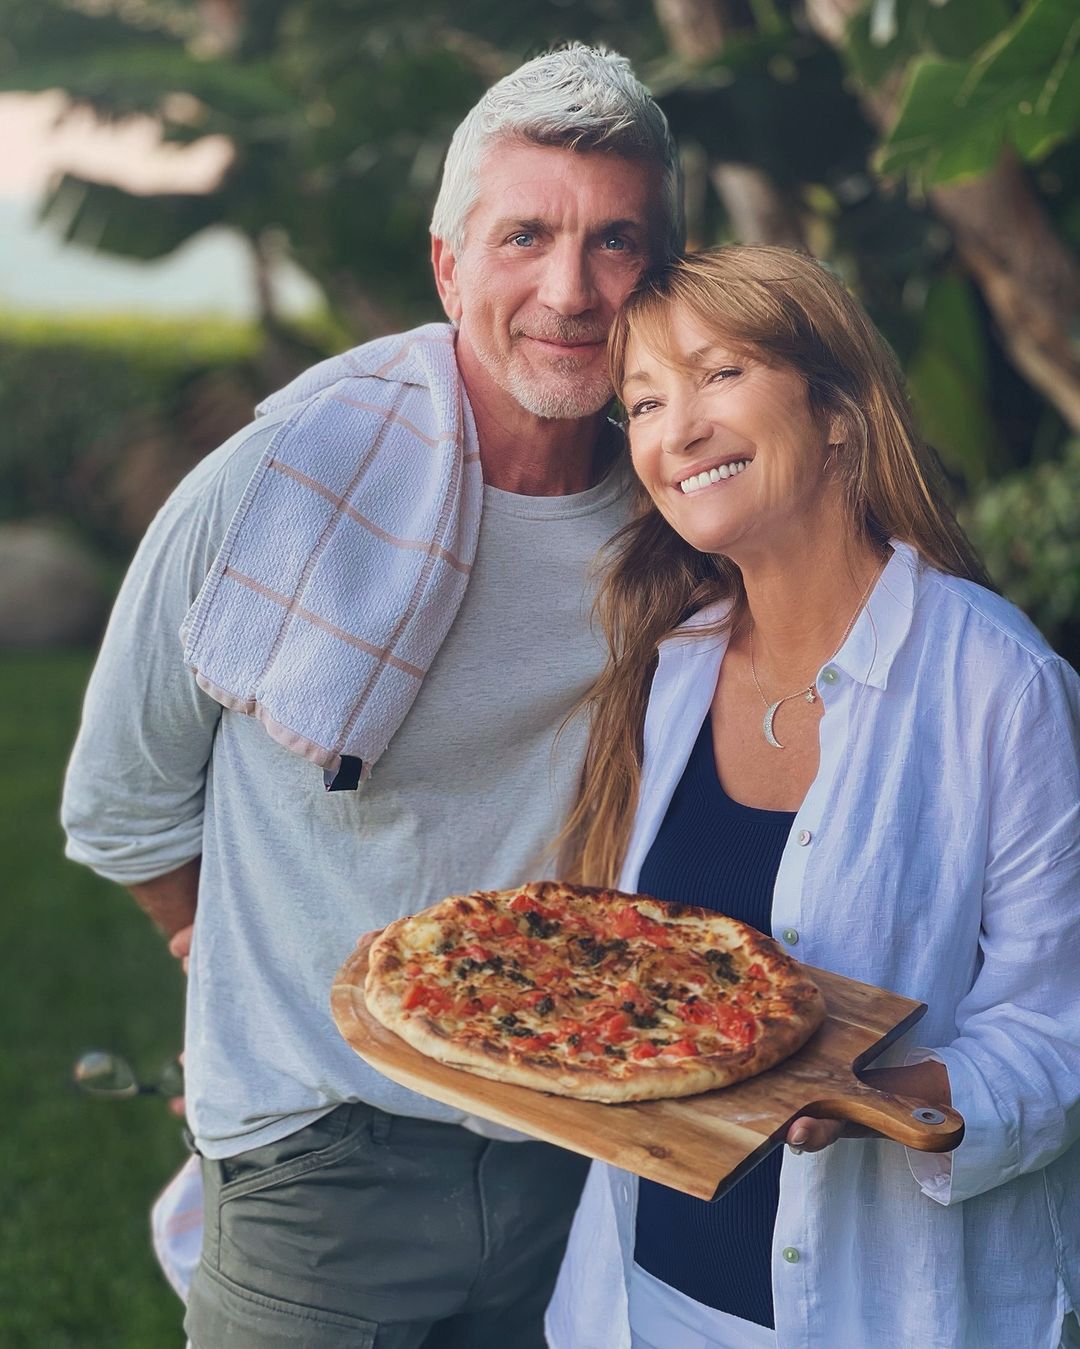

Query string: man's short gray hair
430 44 683 262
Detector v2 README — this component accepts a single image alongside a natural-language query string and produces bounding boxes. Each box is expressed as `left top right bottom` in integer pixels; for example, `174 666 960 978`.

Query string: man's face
433 142 662 421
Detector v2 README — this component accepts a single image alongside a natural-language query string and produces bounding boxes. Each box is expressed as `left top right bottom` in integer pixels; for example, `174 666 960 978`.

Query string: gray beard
501 357 614 421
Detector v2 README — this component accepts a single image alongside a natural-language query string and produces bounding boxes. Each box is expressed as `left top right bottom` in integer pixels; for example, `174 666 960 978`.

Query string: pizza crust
365 883 826 1103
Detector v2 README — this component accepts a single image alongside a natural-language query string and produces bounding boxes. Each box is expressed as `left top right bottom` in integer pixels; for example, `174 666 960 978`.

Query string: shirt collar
657 540 919 691
832 540 917 690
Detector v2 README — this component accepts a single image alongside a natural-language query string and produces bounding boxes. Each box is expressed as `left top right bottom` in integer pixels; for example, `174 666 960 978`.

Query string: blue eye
510 233 535 247
602 236 628 251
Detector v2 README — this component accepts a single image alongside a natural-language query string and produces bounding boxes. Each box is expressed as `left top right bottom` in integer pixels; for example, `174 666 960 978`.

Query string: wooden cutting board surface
332 931 963 1200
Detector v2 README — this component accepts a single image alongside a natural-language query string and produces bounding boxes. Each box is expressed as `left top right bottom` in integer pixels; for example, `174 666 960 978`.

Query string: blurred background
1 1 1076 1343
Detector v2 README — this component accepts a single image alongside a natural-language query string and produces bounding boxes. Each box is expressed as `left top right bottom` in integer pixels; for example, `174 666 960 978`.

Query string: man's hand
168 923 194 975
128 860 200 1120
785 1060 952 1154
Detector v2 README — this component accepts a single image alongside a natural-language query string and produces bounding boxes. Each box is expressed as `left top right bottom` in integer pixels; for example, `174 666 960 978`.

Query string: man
62 43 681 1349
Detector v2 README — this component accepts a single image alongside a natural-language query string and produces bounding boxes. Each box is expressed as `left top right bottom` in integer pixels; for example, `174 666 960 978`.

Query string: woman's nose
660 399 711 457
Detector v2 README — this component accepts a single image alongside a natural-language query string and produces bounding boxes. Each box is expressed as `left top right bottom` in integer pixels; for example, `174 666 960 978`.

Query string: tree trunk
804 0 1080 431
653 0 808 248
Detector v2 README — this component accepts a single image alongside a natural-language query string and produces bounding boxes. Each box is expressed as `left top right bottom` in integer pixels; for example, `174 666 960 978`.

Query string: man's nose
536 242 597 315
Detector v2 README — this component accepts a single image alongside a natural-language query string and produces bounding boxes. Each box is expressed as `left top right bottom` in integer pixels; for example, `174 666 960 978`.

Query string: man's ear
431 236 462 322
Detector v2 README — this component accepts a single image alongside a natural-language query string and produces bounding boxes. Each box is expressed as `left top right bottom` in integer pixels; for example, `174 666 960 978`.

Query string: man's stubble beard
493 346 614 421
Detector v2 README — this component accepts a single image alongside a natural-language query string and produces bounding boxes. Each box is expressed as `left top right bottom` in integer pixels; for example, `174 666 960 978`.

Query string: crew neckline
482 455 632 520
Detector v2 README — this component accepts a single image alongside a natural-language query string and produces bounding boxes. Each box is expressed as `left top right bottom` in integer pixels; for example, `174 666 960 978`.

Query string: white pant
629 1262 777 1349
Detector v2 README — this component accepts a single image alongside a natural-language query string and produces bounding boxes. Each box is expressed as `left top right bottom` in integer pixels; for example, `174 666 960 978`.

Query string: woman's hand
785 1060 952 1154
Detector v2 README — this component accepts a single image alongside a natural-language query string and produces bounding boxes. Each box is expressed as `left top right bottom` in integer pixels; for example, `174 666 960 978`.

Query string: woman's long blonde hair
560 245 990 887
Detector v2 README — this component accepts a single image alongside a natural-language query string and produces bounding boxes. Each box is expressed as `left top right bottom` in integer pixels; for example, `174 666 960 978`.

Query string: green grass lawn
1 650 187 1347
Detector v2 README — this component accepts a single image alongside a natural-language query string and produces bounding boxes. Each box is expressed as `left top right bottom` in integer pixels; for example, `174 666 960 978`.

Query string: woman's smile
622 305 833 559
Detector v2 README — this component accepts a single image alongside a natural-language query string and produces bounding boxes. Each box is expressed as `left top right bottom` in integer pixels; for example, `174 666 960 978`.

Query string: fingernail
789 1128 808 1147
788 1145 803 1156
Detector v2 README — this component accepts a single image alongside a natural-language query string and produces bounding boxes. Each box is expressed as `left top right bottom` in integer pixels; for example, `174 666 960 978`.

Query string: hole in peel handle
801 1085 965 1151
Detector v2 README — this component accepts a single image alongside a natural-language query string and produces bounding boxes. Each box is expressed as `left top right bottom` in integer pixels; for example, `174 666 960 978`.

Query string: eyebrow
623 344 742 388
486 216 648 238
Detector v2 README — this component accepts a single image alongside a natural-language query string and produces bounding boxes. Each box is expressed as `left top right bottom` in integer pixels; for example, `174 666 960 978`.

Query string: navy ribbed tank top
633 713 796 1330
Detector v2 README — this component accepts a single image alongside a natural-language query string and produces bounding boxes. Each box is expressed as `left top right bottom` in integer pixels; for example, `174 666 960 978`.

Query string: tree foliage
1 0 1077 652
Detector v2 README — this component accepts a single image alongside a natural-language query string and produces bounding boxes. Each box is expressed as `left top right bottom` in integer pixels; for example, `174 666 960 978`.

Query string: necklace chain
748 560 885 748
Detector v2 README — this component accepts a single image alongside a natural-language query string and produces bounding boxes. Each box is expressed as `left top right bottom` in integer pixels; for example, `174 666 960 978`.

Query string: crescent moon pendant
763 702 784 749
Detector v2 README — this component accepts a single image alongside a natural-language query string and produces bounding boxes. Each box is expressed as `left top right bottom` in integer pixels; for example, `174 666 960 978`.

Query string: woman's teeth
679 460 750 494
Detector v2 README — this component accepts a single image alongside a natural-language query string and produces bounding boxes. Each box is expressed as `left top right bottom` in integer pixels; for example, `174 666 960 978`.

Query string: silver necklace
748 562 884 749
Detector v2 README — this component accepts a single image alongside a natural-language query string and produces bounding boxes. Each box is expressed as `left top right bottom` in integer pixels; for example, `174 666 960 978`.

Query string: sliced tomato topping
664 1038 700 1058
517 1034 555 1053
490 915 517 937
617 980 645 1006
747 962 764 979
463 944 491 962
611 905 672 946
679 1000 715 1026
457 993 498 1015
712 1003 757 1046
404 962 423 978
630 1041 660 1060
522 988 555 1007
596 1010 632 1043
403 983 452 1012
508 894 559 919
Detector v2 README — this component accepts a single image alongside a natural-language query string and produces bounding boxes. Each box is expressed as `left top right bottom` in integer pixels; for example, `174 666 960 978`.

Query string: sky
0 92 322 318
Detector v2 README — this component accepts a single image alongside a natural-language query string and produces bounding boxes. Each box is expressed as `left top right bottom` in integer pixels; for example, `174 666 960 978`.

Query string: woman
545 247 1080 1349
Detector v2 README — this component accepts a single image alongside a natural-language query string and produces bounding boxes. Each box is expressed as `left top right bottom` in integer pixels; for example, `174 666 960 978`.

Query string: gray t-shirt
62 409 632 1156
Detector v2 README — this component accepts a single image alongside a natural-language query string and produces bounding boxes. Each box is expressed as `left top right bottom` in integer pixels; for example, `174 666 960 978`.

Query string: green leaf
40 174 226 261
877 0 1080 185
845 0 1012 87
875 57 998 181
0 46 295 127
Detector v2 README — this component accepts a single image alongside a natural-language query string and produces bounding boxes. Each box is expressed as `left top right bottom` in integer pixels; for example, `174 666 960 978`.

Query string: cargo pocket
206 1103 386 1313
187 1263 378 1349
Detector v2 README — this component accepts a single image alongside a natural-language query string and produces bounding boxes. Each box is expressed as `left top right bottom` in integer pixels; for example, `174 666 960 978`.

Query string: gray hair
430 44 683 262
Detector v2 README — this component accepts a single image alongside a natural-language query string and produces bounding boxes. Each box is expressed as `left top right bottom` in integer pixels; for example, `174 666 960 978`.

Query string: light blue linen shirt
546 542 1080 1349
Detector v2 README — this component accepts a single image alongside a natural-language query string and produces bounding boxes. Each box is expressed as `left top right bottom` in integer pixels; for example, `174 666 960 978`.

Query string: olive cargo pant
185 1101 589 1348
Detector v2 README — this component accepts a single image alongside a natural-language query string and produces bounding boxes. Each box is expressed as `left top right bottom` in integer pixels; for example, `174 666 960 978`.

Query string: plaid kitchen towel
181 322 483 786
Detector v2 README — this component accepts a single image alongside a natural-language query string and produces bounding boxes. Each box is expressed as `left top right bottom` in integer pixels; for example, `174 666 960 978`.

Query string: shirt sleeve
908 655 1080 1205
61 416 280 885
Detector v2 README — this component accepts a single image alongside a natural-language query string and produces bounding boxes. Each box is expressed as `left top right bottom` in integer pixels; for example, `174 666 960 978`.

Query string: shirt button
797 829 812 846
782 928 799 946
782 1246 801 1264
820 667 839 684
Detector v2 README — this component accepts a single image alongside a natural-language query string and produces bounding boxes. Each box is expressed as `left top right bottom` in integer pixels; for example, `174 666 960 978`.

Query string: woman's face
622 305 840 562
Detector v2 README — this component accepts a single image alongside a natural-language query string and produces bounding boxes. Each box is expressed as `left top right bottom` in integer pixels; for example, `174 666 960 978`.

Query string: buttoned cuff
903 1048 953 1204
903 1045 1020 1206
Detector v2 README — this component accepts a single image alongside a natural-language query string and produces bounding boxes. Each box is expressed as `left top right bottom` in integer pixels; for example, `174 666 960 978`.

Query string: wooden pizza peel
331 930 964 1201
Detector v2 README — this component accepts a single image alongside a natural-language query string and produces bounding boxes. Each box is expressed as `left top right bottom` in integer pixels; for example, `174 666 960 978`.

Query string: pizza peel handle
799 1077 964 1151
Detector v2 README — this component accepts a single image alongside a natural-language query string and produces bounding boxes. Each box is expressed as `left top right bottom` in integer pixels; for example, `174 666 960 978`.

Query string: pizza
364 881 826 1102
